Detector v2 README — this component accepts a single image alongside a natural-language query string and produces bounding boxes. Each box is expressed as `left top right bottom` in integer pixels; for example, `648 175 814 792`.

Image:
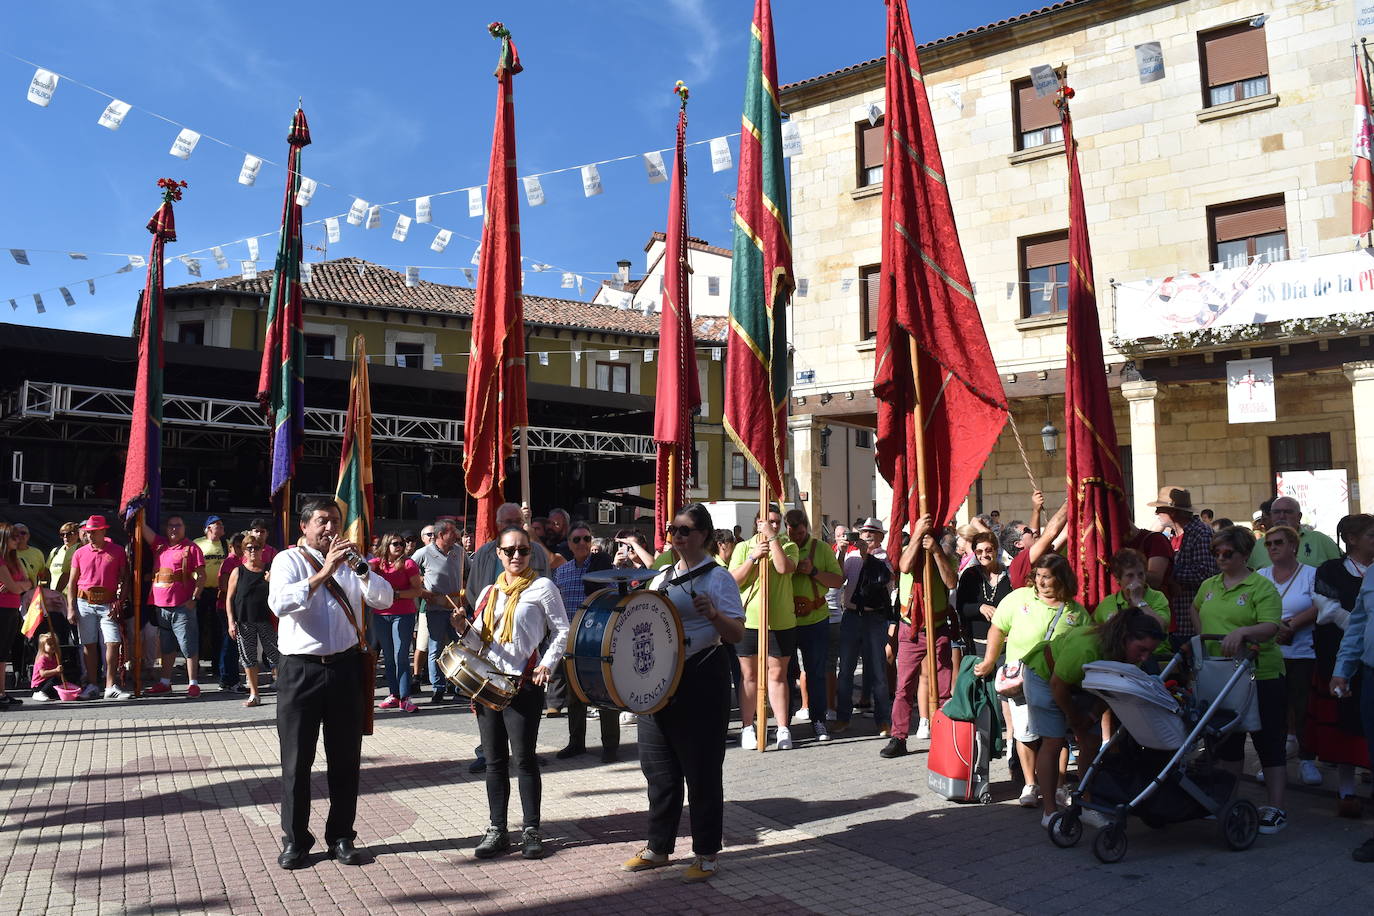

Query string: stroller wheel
978 790 994 806
1217 798 1259 851
1047 810 1082 848
1092 824 1128 864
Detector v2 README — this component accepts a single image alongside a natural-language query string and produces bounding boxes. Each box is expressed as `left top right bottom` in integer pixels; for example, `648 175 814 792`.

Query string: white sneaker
79 684 102 700
794 707 810 722
914 718 931 740
825 708 837 722
619 711 636 726
1255 766 1266 784
1300 760 1323 786
775 726 793 750
740 725 756 749
1018 784 1040 808
30 691 53 703
1055 781 1078 808
1285 734 1299 760
814 722 831 742
104 686 132 700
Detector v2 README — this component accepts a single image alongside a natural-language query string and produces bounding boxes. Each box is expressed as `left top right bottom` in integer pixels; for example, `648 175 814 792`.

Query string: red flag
463 23 527 546
654 84 702 550
1059 89 1128 608
875 0 1007 559
1353 53 1373 238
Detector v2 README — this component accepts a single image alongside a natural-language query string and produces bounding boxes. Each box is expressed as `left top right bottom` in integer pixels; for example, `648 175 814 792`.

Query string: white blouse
462 577 569 676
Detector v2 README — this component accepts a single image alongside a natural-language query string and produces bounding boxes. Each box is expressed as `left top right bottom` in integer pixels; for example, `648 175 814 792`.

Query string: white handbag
1190 636 1262 733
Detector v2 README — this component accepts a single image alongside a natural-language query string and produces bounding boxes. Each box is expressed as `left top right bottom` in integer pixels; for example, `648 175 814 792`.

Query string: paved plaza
0 687 1368 915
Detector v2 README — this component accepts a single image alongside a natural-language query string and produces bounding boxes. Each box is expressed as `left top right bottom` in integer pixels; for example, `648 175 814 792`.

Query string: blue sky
2 0 1023 335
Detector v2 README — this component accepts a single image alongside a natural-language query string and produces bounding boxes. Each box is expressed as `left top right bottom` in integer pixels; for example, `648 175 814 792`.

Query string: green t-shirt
1025 625 1103 686
1092 588 1170 630
790 536 843 627
898 569 949 625
1248 528 1342 570
195 537 229 588
651 549 675 570
730 536 799 631
991 586 1088 666
1195 571 1284 680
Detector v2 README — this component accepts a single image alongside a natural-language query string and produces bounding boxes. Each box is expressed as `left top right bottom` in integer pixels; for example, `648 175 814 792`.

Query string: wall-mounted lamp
1040 399 1060 456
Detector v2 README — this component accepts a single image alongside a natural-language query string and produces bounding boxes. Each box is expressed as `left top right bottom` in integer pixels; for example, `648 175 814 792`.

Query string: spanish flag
21 587 45 639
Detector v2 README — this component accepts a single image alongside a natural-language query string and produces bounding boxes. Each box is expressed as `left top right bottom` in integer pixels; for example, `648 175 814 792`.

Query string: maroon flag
463 22 527 546
654 83 702 550
1059 88 1128 608
875 0 1007 560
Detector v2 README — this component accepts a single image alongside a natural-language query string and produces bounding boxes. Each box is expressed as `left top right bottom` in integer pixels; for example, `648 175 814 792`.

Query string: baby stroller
1045 637 1261 863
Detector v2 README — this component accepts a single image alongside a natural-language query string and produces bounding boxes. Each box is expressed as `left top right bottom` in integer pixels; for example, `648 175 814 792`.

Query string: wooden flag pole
909 338 938 714
519 426 532 517
132 508 144 697
756 479 770 751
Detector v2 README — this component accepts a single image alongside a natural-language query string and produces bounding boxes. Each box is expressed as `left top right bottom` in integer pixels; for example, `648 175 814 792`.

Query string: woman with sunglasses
224 533 279 707
1257 524 1322 787
457 526 569 861
0 522 34 706
1188 524 1287 834
368 533 425 714
621 504 744 882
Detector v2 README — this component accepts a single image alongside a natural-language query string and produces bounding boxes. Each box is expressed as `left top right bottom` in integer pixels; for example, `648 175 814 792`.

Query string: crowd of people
6 480 1374 867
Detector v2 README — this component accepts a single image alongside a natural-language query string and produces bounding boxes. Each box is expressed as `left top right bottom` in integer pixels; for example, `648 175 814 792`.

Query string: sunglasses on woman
570 535 593 544
665 525 697 538
499 545 532 558
1212 548 1235 560
245 546 262 552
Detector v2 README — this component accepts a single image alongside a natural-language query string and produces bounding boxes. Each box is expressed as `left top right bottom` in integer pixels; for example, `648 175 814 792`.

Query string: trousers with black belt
277 648 363 846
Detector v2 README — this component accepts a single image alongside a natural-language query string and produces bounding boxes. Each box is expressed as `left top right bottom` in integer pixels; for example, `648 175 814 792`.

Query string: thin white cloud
666 0 724 82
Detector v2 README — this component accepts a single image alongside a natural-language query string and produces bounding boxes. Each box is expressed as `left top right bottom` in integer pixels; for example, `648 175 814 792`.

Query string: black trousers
566 688 621 752
638 645 730 857
276 650 364 847
197 588 222 676
544 662 568 710
477 681 545 830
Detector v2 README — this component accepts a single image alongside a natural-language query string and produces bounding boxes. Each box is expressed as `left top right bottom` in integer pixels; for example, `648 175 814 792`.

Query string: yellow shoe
621 848 670 872
682 855 718 882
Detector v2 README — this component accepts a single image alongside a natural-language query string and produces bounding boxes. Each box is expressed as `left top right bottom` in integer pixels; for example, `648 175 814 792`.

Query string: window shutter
1213 199 1286 242
1023 234 1070 269
1203 25 1268 87
860 267 882 338
861 122 884 169
1017 82 1061 132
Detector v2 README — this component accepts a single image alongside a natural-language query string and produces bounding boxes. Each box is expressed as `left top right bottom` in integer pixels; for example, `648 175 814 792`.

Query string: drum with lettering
565 586 684 715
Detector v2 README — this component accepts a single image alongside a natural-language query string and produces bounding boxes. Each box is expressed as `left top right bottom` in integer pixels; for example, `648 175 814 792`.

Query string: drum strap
660 560 720 592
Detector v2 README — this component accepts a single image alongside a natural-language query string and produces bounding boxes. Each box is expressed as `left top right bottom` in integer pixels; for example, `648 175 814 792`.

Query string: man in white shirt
269 499 393 870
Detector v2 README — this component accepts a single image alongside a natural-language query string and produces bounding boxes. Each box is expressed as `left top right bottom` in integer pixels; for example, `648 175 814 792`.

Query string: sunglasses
570 535 593 544
388 541 405 548
499 546 532 558
665 524 697 538
422 533 435 539
1265 539 1290 549
1212 549 1236 560
245 546 262 552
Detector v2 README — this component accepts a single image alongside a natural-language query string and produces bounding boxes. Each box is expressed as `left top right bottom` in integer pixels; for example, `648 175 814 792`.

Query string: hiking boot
473 826 509 859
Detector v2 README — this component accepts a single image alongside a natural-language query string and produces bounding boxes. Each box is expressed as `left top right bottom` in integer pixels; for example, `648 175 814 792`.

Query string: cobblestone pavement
1 685 1371 914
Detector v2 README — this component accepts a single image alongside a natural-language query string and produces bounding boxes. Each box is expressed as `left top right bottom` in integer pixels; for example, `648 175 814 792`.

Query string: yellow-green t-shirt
1025 625 1103 686
991 586 1088 666
1092 588 1171 631
1248 528 1342 570
195 537 229 588
790 536 843 627
1196 572 1284 680
651 549 675 570
730 537 799 632
898 569 949 625
16 546 45 583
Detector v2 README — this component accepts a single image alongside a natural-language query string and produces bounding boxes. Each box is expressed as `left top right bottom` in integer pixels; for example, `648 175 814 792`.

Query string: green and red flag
464 22 527 547
335 335 374 551
257 107 311 534
1352 51 1373 238
120 178 184 532
875 0 1007 561
654 82 702 549
724 0 793 501
1059 88 1128 608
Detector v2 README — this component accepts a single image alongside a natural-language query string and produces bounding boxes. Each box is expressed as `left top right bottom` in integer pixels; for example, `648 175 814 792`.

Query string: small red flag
1352 53 1373 238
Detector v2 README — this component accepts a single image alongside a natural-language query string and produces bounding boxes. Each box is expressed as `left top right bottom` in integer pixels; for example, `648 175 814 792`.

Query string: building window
177 321 205 346
708 276 720 296
853 429 872 449
1209 196 1286 269
731 454 760 489
859 264 881 340
687 446 705 489
1019 231 1069 316
595 362 630 393
1199 21 1269 107
304 333 336 359
1270 433 1332 483
1012 75 1064 150
856 117 883 187
394 341 425 369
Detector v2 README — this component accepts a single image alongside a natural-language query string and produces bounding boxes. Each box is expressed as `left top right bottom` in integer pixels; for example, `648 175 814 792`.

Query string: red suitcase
926 705 994 804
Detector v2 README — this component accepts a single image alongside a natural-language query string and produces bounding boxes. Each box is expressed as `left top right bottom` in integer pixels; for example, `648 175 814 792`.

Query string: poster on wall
1226 357 1276 424
1276 469 1348 541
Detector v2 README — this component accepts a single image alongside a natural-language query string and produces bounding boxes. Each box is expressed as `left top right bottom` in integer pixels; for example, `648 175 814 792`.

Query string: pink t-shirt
72 543 128 594
369 557 420 614
150 537 204 607
0 558 26 609
31 652 61 687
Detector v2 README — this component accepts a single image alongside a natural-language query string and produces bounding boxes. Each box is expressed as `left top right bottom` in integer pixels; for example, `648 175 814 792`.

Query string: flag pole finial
674 80 690 109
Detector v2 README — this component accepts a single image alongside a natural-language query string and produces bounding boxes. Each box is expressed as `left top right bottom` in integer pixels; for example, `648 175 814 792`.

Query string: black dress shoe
555 744 586 760
469 756 487 774
327 838 366 866
601 748 620 764
879 738 909 759
278 841 313 870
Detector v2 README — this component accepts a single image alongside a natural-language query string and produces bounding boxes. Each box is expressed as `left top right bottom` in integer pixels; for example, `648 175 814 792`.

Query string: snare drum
436 641 518 711
565 587 685 715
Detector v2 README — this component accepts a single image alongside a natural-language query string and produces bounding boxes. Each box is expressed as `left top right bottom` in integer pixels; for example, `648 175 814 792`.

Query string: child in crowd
31 633 64 701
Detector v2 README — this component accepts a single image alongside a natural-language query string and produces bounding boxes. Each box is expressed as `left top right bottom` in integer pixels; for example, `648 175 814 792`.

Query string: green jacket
942 655 1006 758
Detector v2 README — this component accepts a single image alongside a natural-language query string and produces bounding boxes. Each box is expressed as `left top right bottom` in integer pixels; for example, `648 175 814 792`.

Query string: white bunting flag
576 275 585 295
238 154 262 186
212 247 228 269
561 272 575 289
181 256 201 277
430 229 452 253
840 278 854 293
86 279 95 295
609 350 620 360
295 177 317 207
27 69 58 107
68 252 87 260
971 281 978 296
796 278 809 297
432 353 444 368
781 120 803 158
573 351 582 363
523 175 545 207
241 260 257 280
581 164 603 197
325 217 341 243
33 293 45 314
246 237 259 261
300 261 312 284
710 347 722 361
169 128 200 159
415 196 432 223
129 254 146 268
645 349 655 363
470 245 481 266
97 99 131 130
866 102 883 126
60 287 75 307
1042 281 1054 301
347 198 369 225
8 299 16 310
116 263 133 274
463 268 475 284
10 249 29 265
468 187 483 218
392 214 412 242
1030 64 1060 98
643 151 667 183
405 266 420 287
709 137 732 172
538 352 549 366
1006 282 1015 298
366 206 381 229
357 264 367 278
530 263 549 272
520 271 526 287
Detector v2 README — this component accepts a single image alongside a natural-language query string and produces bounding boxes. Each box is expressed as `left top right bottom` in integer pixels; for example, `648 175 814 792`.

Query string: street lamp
1040 400 1060 456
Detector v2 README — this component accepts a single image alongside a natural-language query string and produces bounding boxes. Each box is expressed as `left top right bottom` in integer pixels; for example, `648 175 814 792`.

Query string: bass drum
565 587 684 715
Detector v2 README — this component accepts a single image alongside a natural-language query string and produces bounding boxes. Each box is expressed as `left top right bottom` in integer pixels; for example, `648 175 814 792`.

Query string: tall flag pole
654 81 702 551
335 334 375 552
1057 85 1128 609
120 177 185 697
725 0 793 752
1353 46 1373 242
256 106 311 543
464 21 527 547
875 0 1009 710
